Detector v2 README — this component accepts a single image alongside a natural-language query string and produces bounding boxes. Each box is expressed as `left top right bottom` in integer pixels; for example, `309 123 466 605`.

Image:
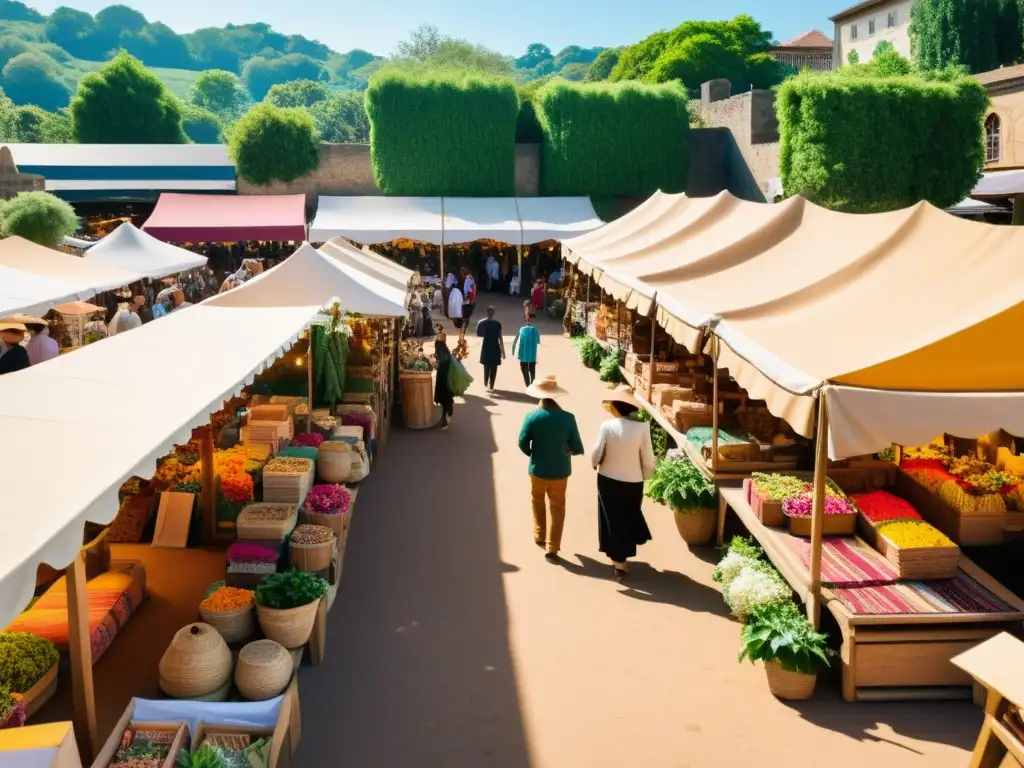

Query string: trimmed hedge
534 80 689 196
777 72 989 212
366 68 518 196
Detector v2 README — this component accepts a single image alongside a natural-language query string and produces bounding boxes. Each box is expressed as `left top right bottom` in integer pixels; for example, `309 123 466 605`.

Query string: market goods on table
198 586 255 644
0 687 25 729
158 623 232 699
852 490 923 525
236 503 298 540
262 458 315 505
0 632 59 715
189 733 273 768
235 639 292 701
291 432 324 448
254 570 328 648
106 722 187 768
289 524 334 572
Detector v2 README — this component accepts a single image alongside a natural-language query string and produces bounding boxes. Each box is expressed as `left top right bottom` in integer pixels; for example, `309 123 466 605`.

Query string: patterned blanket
784 536 898 588
836 572 1017 615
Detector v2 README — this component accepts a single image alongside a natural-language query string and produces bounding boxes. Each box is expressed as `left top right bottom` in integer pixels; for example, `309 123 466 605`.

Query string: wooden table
718 487 1024 702
954 633 1024 767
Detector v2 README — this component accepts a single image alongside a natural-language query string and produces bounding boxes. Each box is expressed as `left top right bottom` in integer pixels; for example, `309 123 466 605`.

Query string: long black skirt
597 474 652 563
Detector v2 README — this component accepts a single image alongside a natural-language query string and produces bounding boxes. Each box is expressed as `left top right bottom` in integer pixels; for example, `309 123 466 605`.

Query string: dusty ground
296 292 983 768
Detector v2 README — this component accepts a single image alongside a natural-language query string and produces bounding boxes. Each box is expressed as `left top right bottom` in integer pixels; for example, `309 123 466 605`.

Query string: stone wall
699 80 781 203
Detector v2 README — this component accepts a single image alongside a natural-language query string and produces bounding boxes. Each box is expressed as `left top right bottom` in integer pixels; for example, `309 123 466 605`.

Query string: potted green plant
254 569 328 649
738 601 832 701
644 457 717 545
0 632 59 716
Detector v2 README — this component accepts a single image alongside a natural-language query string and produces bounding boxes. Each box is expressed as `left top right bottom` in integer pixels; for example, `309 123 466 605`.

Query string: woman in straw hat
591 385 655 580
0 321 30 375
518 375 584 560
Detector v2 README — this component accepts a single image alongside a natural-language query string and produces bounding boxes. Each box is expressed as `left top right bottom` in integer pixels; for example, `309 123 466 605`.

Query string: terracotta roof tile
777 30 833 49
974 63 1024 87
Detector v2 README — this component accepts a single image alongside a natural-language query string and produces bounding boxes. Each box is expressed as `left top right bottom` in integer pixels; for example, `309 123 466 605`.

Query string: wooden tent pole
306 331 314 432
67 554 97 762
646 320 657 403
584 273 591 334
808 392 830 630
711 336 720 473
198 425 216 544
517 244 523 296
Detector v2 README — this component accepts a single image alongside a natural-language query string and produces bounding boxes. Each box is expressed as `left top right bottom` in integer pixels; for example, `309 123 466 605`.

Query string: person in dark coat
433 330 455 430
0 322 30 375
475 306 504 391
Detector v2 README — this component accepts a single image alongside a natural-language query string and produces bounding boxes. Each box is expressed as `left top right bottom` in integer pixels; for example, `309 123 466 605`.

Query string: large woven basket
317 443 355 484
235 639 293 701
672 505 716 546
290 533 334 573
764 661 816 701
199 603 255 644
256 599 320 649
158 623 233 698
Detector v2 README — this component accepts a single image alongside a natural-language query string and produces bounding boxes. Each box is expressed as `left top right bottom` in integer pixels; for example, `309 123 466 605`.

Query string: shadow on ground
295 376 530 767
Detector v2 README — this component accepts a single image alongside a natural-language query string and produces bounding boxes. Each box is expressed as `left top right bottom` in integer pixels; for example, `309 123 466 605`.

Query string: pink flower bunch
782 493 853 518
305 483 352 515
227 542 279 564
291 433 325 448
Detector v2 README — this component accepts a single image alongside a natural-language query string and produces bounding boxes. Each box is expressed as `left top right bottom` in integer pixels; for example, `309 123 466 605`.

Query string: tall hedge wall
777 73 989 212
366 69 518 196
534 80 689 197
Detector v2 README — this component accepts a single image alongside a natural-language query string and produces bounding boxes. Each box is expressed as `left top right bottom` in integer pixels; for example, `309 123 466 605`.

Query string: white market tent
442 197 521 244
517 196 605 244
0 236 141 295
0 265 98 317
308 196 444 244
83 222 208 279
319 238 419 293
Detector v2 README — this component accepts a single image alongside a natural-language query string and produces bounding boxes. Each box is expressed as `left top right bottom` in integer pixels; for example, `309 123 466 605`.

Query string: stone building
770 30 833 72
831 0 913 67
974 64 1024 171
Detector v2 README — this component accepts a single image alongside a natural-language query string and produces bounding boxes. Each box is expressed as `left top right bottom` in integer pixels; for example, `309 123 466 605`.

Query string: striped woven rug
836 573 1017 615
784 536 898 588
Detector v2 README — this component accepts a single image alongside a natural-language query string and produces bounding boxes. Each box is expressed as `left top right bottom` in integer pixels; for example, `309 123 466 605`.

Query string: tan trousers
531 475 568 554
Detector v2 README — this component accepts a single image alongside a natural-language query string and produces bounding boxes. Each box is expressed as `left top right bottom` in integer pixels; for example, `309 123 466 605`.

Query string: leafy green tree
43 7 97 59
996 0 1024 67
120 22 195 69
0 36 29 68
180 102 222 143
515 79 547 142
265 79 328 108
0 1 42 22
286 34 333 60
190 69 249 117
3 105 71 142
309 91 369 142
516 43 552 70
395 24 446 61
71 52 186 143
428 40 513 75
910 0 1002 73
229 103 319 184
0 191 78 245
847 50 860 65
872 49 913 77
552 45 601 69
242 53 325 100
646 33 741 88
559 62 589 81
2 53 70 111
585 48 619 81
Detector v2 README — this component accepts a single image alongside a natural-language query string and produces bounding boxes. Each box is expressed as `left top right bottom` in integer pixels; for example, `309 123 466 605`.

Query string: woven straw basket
256 599 320 649
672 505 716 546
199 603 255 644
301 507 346 539
290 536 334 573
764 661 816 700
235 639 293 701
158 623 233 698
317 444 354 484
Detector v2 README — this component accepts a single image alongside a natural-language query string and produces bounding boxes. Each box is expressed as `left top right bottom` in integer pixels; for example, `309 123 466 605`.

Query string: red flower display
851 490 923 525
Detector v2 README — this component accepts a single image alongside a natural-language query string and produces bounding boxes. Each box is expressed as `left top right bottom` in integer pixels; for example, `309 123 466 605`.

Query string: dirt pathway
296 293 981 768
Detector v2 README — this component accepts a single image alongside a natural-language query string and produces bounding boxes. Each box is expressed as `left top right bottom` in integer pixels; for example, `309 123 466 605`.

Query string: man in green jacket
518 375 584 561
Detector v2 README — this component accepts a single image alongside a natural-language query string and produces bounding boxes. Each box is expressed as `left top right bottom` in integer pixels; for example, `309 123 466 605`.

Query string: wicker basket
160 677 231 702
290 534 334 573
256 599 320 649
158 623 233 698
317 443 355 484
672 505 716 546
21 663 58 717
235 640 293 701
764 661 816 700
301 507 346 539
786 512 857 538
199 603 255 644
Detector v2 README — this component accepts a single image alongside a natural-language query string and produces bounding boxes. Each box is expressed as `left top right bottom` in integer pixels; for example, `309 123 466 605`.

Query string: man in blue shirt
511 317 540 386
518 376 584 560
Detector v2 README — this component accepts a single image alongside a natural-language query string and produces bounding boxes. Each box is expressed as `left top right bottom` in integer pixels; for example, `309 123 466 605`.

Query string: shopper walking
434 331 455 429
461 267 478 327
447 282 464 335
512 315 540 386
476 306 504 391
518 376 584 561
591 386 655 581
25 321 58 366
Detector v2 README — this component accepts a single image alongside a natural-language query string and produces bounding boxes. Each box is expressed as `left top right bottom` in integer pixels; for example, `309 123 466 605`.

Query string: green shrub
577 337 606 369
180 103 222 144
739 601 832 674
0 632 59 692
598 349 625 383
644 457 715 510
0 191 78 245
366 68 518 195
777 72 988 212
229 103 319 185
255 569 328 610
535 80 689 196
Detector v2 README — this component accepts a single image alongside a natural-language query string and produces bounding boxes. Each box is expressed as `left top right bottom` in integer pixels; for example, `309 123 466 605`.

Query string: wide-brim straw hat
603 385 642 415
526 375 569 400
1 314 47 326
0 321 28 334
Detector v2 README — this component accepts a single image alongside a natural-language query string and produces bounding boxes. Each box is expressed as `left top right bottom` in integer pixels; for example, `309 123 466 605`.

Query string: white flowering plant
712 551 757 588
723 562 792 622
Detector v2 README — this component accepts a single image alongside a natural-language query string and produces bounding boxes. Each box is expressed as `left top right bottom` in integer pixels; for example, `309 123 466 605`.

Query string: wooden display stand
398 372 436 429
954 633 1024 768
719 488 1024 702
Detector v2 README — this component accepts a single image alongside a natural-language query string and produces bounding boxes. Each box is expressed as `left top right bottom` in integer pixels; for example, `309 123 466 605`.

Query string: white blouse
591 417 656 483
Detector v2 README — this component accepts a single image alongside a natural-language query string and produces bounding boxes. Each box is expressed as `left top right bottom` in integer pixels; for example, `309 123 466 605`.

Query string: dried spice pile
291 524 333 545
265 457 314 474
240 504 294 521
199 586 254 613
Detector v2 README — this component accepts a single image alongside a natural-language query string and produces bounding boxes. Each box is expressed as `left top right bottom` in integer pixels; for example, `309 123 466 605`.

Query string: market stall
0 266 98 318
142 193 307 243
83 222 207 279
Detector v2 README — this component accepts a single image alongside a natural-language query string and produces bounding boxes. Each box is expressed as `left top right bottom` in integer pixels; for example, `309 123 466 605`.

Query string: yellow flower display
876 520 954 549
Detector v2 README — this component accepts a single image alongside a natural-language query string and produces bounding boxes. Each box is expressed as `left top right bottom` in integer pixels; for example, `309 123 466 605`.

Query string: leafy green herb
738 601 833 675
726 536 763 561
577 337 606 369
176 744 225 768
0 632 59 692
876 445 895 462
644 458 716 511
598 349 625 383
638 410 670 458
255 569 328 610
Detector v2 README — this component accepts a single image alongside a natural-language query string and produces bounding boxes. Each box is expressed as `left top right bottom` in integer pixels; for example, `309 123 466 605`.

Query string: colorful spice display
199 586 254 613
239 505 294 522
290 524 333 545
949 456 1021 495
220 473 255 505
0 632 59 693
226 542 279 565
305 484 352 515
782 493 854 518
751 472 807 502
265 457 315 474
876 520 955 549
851 490 923 525
291 433 325 448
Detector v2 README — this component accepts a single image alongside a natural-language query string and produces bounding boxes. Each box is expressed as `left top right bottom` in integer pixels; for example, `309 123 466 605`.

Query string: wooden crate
787 511 857 537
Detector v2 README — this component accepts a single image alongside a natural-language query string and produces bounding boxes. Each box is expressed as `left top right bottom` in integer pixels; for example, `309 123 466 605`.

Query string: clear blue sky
27 0 835 56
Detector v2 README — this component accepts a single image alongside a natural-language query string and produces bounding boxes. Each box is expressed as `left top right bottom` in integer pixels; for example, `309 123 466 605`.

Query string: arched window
986 113 1002 163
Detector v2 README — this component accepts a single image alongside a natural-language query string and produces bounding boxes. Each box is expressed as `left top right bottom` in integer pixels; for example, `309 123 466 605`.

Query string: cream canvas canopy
0 236 140 294
563 190 1024 458
308 196 444 244
0 265 98 317
441 197 521 244
83 222 207 279
319 238 419 292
